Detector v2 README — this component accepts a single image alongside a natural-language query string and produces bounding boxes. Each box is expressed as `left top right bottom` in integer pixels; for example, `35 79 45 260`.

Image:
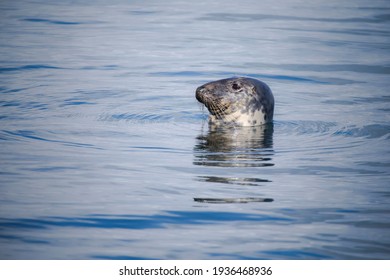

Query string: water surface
0 0 389 259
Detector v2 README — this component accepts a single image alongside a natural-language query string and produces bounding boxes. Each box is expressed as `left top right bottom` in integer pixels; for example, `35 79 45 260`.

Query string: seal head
196 77 274 126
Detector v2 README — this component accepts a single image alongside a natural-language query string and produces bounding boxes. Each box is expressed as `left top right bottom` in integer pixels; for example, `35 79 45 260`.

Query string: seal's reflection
193 124 274 203
194 124 274 167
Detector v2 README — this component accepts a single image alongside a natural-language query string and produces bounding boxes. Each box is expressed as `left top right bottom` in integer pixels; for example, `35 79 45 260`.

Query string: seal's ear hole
232 83 241 91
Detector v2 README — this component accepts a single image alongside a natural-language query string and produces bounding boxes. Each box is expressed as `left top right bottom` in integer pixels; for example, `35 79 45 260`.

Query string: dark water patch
354 95 390 104
0 217 161 230
0 101 20 107
23 102 48 110
3 130 55 143
0 211 291 232
22 18 82 25
0 234 50 245
322 28 390 39
0 220 46 230
0 87 38 94
25 166 80 172
63 101 94 106
347 220 390 229
0 130 22 141
324 28 390 37
357 7 390 11
60 99 95 107
0 100 48 111
356 161 390 168
0 64 63 73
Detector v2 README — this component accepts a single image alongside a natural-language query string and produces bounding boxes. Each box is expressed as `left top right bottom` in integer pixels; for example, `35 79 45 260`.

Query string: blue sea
0 0 389 259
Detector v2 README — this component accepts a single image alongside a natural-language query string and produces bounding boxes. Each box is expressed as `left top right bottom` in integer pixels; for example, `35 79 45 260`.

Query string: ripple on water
99 111 204 124
333 124 390 139
1 130 99 149
275 120 338 136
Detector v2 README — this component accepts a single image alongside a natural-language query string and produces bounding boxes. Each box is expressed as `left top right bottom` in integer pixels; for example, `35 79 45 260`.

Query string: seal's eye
232 83 241 90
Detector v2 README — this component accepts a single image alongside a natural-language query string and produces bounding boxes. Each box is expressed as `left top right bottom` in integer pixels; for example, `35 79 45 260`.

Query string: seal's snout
195 86 206 103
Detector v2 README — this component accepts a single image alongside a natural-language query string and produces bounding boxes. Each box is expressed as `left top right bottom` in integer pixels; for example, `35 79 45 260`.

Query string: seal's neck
209 109 266 127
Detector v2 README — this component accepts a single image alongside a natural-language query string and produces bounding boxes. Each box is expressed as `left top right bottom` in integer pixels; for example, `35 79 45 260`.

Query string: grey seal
195 77 274 126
